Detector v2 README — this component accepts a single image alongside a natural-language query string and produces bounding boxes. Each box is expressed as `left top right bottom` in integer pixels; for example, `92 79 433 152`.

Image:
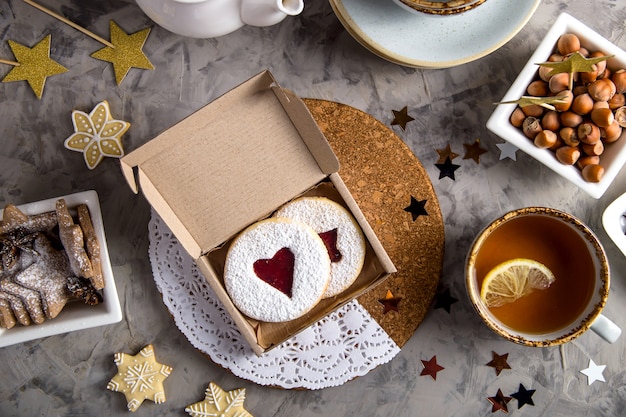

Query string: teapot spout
241 0 304 28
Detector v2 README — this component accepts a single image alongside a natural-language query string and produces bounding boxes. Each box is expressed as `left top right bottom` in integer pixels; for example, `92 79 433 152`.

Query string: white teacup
465 207 621 346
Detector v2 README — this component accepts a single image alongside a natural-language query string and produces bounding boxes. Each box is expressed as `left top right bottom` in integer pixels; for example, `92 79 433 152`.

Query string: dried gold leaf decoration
495 95 568 111
536 51 613 77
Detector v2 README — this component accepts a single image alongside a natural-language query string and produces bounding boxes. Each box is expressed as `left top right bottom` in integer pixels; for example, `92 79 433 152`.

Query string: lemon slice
480 258 556 308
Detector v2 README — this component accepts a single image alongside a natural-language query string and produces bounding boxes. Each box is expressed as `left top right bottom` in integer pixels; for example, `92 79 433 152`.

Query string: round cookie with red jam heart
274 197 366 298
224 218 331 323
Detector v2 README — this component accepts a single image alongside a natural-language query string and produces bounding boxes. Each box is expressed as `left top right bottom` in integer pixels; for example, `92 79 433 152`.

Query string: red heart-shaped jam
253 247 295 297
319 228 342 263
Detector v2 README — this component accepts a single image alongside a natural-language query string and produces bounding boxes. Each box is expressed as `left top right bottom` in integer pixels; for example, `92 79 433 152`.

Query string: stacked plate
393 0 486 15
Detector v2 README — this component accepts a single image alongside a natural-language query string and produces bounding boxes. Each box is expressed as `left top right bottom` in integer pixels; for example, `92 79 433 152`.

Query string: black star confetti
391 106 415 130
463 139 488 164
378 290 402 314
488 389 512 414
420 355 445 380
511 383 536 409
404 196 428 221
486 351 512 376
434 287 458 313
435 157 460 180
435 143 460 163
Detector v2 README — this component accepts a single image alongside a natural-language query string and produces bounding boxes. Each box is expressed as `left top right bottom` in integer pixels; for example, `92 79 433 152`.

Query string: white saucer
329 0 540 68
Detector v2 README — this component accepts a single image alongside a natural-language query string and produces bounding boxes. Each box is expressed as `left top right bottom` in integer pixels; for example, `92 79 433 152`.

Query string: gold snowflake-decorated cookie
107 344 172 412
185 382 253 417
64 100 130 170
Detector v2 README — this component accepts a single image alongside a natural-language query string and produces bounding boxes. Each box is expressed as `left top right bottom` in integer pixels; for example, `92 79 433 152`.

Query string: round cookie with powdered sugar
274 197 366 298
224 218 331 323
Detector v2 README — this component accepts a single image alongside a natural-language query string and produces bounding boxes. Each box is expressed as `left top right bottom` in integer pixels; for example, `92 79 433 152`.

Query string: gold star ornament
64 100 130 169
91 20 154 85
1 35 68 99
185 382 253 417
107 344 172 412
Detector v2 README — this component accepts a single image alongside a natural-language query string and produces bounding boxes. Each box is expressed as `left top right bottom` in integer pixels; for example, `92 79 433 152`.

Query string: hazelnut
581 140 604 156
588 78 616 102
577 155 600 170
521 104 545 117
601 120 623 143
612 69 626 93
557 33 581 55
549 73 571 93
559 126 580 146
542 111 561 131
527 80 549 96
554 90 573 112
578 122 601 144
555 146 581 165
534 130 558 149
522 117 542 139
590 107 614 127
560 111 583 128
581 164 605 182
571 93 594 115
608 93 625 110
539 66 553 82
510 107 526 127
572 85 588 96
615 106 626 127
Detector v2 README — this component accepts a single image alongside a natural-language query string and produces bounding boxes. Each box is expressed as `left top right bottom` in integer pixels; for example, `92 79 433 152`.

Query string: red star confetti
496 142 518 161
435 143 459 163
106 344 172 412
378 289 402 314
185 382 253 417
435 157 460 180
463 139 488 164
391 106 414 130
511 383 535 409
486 351 511 376
580 359 606 385
420 355 444 380
488 389 512 413
403 196 428 221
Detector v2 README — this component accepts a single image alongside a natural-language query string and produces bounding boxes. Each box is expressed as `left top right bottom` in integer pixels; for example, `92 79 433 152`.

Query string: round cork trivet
304 99 444 348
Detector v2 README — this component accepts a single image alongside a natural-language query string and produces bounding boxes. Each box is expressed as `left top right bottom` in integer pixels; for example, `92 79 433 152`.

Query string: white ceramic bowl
602 190 626 258
487 13 626 199
0 190 122 347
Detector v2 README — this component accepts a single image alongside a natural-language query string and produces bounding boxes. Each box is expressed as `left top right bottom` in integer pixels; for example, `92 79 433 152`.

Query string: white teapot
135 0 304 38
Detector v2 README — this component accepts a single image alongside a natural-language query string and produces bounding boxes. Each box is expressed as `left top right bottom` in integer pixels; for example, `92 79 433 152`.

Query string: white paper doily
148 211 401 390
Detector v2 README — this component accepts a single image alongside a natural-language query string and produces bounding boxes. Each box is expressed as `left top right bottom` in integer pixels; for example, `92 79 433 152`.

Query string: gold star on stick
537 52 613 90
22 0 153 85
91 21 154 85
495 95 567 111
1 35 68 99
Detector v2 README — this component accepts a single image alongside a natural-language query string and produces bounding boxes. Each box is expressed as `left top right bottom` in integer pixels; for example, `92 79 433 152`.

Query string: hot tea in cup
466 207 621 346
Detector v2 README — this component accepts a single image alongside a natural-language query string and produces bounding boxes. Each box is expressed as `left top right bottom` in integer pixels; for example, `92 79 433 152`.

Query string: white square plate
487 13 626 199
0 190 122 347
602 191 626 258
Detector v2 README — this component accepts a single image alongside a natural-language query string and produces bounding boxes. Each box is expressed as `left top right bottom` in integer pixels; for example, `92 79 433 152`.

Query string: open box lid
121 71 339 259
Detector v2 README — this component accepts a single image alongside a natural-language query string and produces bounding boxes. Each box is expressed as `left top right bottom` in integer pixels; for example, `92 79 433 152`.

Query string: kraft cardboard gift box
121 71 396 355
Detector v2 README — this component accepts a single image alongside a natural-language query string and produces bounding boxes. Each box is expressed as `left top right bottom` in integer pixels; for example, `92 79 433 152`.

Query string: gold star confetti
185 382 253 417
107 344 172 412
435 143 460 163
463 139 488 164
64 100 130 169
487 389 512 414
1 35 68 99
486 351 511 376
91 20 154 85
391 106 415 130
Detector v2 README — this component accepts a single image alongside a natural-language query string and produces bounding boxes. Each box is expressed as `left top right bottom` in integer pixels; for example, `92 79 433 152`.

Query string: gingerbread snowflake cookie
107 344 172 412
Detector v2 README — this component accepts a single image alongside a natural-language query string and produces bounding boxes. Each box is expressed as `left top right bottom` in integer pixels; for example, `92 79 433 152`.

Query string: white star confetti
64 100 130 169
580 359 606 385
496 142 518 161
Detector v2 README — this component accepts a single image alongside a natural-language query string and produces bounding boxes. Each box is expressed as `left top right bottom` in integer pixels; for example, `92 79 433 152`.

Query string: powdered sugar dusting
224 218 331 322
274 197 366 297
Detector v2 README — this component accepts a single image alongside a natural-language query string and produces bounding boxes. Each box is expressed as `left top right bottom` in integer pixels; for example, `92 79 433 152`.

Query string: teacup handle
590 314 622 343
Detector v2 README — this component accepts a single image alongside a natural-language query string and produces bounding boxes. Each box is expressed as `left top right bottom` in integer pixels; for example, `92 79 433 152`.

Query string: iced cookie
274 197 366 298
224 218 331 322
